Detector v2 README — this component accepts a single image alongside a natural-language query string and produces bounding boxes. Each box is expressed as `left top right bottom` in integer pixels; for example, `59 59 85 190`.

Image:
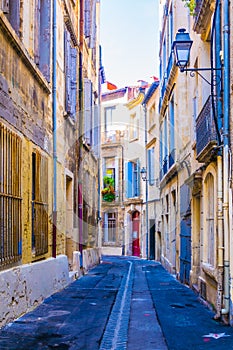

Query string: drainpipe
143 103 149 260
52 0 57 258
216 155 224 318
214 0 224 320
78 0 84 266
221 0 230 316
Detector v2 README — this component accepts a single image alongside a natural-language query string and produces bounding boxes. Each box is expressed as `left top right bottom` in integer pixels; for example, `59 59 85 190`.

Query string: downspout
214 0 224 320
52 0 57 258
221 0 230 316
78 0 84 266
143 103 149 260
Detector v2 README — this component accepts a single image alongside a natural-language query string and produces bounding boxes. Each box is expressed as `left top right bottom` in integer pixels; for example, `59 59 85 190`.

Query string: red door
132 211 140 257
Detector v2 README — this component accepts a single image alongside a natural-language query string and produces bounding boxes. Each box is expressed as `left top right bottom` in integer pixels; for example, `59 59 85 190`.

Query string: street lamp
140 167 147 181
140 166 149 259
172 28 193 72
172 28 221 84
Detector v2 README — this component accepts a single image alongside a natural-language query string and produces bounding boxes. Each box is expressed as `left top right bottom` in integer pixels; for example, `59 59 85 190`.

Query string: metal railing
32 152 49 256
196 95 218 161
0 123 22 269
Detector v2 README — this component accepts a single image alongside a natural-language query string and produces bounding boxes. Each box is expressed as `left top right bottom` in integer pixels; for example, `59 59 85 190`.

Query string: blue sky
100 0 160 88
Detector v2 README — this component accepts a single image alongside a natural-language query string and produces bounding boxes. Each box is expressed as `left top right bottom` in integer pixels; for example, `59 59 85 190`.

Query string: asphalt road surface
0 256 233 349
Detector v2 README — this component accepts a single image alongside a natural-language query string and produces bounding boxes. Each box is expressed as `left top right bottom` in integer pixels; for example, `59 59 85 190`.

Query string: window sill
201 262 217 282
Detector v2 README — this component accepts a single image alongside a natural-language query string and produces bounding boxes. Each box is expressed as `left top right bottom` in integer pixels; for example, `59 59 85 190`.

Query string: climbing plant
182 0 196 15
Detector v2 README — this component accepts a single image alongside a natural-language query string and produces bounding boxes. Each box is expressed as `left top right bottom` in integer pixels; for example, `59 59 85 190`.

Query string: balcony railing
196 95 218 162
101 130 123 144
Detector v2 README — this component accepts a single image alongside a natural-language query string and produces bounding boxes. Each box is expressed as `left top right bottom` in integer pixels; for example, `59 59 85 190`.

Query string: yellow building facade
0 0 101 327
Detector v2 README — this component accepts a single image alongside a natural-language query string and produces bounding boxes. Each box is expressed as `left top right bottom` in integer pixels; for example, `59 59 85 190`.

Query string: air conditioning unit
1 0 9 14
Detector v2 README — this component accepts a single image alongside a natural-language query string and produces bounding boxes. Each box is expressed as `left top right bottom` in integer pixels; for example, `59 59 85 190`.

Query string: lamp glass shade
140 167 147 181
172 29 193 70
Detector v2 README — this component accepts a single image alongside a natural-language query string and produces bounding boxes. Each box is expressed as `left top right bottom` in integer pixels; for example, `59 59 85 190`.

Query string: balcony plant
101 176 115 202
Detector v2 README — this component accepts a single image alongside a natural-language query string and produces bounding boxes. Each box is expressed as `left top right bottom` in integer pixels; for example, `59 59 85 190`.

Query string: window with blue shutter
169 96 175 167
127 162 133 198
84 78 93 145
8 0 20 36
64 30 77 120
148 148 155 186
70 48 77 118
39 0 51 82
33 0 51 81
126 160 140 198
64 30 72 114
84 0 91 38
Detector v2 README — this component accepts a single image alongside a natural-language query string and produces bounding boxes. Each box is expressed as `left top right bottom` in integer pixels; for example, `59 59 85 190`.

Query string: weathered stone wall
0 13 52 153
0 255 70 328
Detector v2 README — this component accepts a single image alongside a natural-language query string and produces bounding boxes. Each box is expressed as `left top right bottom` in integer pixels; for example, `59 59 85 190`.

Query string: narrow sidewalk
147 263 233 350
127 260 168 350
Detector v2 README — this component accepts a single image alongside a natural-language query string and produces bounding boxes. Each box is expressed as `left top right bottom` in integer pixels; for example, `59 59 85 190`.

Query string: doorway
132 211 140 256
149 220 155 260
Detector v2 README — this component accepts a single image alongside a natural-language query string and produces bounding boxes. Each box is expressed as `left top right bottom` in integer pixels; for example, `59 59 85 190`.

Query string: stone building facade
0 0 101 327
158 0 233 324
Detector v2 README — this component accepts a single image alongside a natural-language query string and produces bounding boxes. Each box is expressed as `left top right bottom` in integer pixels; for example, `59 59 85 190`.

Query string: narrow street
0 256 233 350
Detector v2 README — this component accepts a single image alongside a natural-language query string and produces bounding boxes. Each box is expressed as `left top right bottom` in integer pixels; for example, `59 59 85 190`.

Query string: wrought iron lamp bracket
180 67 222 86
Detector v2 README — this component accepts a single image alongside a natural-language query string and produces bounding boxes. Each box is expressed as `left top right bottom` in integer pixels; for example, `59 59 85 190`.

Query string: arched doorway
132 211 140 257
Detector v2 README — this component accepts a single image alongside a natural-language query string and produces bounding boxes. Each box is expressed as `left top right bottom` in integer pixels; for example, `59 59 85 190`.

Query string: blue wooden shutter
136 159 140 196
70 48 77 119
93 104 99 156
90 0 96 49
84 0 91 38
127 162 133 198
148 148 155 186
84 78 92 145
9 0 20 35
34 0 40 65
39 0 51 82
65 30 71 114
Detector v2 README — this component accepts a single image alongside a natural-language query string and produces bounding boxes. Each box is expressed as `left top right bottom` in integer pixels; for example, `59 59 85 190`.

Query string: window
205 173 215 266
5 0 21 36
65 29 77 120
34 0 51 81
192 96 198 142
4 0 51 81
105 106 116 142
169 95 175 167
126 160 140 198
84 0 96 50
148 147 155 186
32 151 48 256
84 78 93 145
104 158 115 183
0 123 22 269
129 113 139 140
103 212 116 243
149 105 155 129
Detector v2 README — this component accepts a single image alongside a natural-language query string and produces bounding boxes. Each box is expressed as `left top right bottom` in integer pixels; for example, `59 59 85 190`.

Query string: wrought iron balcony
196 95 218 162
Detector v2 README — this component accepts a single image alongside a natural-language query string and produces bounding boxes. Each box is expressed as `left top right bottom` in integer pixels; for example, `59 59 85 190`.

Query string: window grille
0 123 22 269
32 151 48 256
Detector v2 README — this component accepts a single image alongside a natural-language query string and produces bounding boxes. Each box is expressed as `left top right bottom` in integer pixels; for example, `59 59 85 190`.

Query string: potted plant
101 176 115 202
